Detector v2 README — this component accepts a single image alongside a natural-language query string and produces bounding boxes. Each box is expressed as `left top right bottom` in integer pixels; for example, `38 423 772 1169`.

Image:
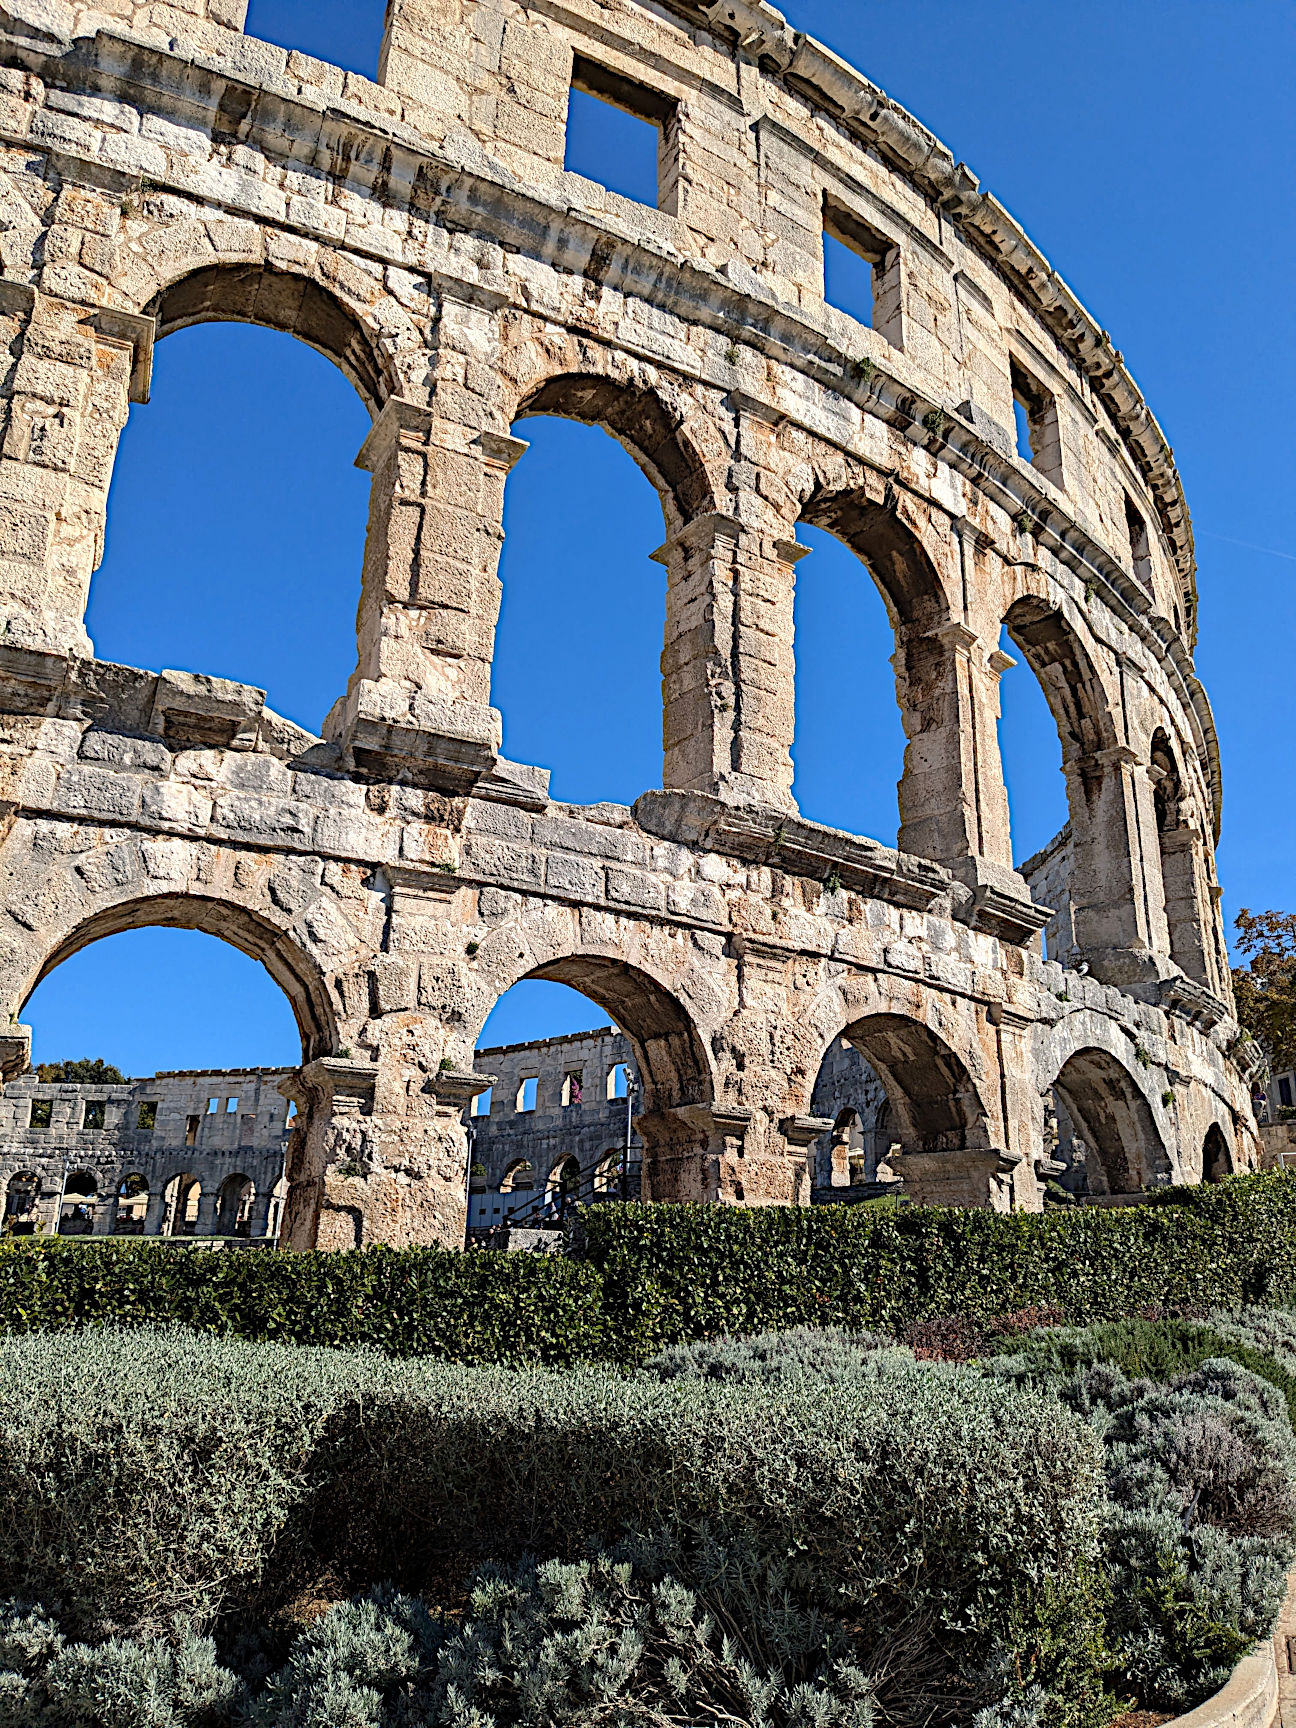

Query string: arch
217 1173 255 1237
163 1173 201 1236
1203 1122 1233 1183
4 1171 40 1233
1003 597 1116 775
593 1151 623 1195
22 894 339 1065
515 956 712 1116
142 261 392 417
546 1155 580 1204
115 1172 149 1235
513 372 716 536
798 486 950 630
1150 725 1210 985
837 1013 990 1155
500 1159 534 1192
1050 1047 1171 1196
59 1170 98 1236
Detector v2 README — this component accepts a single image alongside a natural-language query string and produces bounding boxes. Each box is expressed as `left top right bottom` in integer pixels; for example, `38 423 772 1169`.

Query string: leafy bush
0 1325 1103 1721
0 1238 605 1365
991 1338 1296 1708
580 1174 1296 1359
1 1176 1296 1370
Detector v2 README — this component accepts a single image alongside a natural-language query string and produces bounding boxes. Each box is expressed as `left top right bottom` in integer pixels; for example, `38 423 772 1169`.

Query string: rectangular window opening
29 1099 51 1130
606 1064 630 1101
561 1071 584 1108
137 1101 157 1131
1009 356 1064 487
1281 1077 1293 1109
516 1077 538 1114
822 197 901 347
225 1096 239 1113
206 1096 219 1115
566 56 674 211
185 1113 199 1146
472 1087 494 1118
1124 492 1152 588
83 1100 106 1131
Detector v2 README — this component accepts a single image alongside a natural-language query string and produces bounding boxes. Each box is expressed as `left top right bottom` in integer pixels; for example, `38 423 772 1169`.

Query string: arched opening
115 1173 149 1236
468 956 709 1232
546 1155 581 1210
1003 599 1117 969
790 522 908 841
1049 1047 1171 1198
996 624 1071 872
1151 727 1208 984
1203 1123 1233 1183
217 1174 255 1238
812 1012 993 1206
164 1173 201 1237
59 1171 98 1236
93 269 374 734
495 378 688 803
808 1035 894 1192
4 1172 40 1236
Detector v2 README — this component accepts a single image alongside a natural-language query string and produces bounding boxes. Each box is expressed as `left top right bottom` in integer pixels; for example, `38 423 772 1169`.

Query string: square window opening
29 1099 51 1130
83 1100 105 1131
516 1077 539 1114
823 198 901 347
137 1101 157 1131
566 57 675 211
472 1087 494 1118
1009 357 1064 487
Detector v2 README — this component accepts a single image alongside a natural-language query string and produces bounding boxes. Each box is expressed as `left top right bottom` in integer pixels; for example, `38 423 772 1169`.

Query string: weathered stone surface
0 0 1256 1250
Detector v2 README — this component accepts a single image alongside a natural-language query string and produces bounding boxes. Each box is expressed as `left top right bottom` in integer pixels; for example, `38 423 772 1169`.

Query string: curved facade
0 0 1258 1247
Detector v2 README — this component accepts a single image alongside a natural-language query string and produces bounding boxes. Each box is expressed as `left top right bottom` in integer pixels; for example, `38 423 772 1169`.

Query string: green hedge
580 1172 1296 1357
0 1236 605 1363
2 1172 1296 1364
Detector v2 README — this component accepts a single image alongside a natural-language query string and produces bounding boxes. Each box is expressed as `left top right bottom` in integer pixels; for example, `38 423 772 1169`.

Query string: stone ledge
634 790 951 912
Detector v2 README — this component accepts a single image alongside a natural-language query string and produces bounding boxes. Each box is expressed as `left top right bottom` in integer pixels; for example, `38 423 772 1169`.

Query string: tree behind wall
33 1059 128 1084
1233 910 1296 1072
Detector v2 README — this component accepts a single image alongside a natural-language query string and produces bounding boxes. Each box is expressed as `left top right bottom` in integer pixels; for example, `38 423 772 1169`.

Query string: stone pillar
248 1192 273 1240
887 1146 1023 1210
325 386 518 791
896 621 1046 944
196 1190 220 1236
0 284 152 659
92 1193 117 1235
1068 745 1163 988
144 1190 168 1236
1158 827 1217 992
655 511 801 810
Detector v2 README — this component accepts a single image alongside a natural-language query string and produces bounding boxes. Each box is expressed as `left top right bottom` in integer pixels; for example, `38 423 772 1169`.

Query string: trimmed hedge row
1 1171 1295 1363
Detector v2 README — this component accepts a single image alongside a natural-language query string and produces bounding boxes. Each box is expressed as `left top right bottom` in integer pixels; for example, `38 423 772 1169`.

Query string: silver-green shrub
642 1326 901 1384
0 1325 1103 1714
0 1599 243 1726
990 1343 1296 1708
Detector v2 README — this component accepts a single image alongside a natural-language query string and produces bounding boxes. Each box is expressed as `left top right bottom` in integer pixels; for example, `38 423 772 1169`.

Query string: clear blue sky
23 0 1295 1074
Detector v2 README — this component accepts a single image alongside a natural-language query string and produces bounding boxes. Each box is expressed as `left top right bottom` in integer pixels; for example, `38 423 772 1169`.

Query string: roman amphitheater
0 0 1260 1250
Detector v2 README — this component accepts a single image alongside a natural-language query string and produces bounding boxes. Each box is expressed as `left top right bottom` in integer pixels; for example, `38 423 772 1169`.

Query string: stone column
326 294 522 793
144 1190 168 1236
0 284 152 660
92 1192 117 1235
655 511 801 810
1159 826 1218 991
896 621 1046 945
1068 745 1163 988
196 1190 220 1236
247 1192 274 1240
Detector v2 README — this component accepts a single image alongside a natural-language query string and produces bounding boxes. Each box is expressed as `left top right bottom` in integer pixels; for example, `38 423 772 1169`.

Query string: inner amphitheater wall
0 0 1255 1247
